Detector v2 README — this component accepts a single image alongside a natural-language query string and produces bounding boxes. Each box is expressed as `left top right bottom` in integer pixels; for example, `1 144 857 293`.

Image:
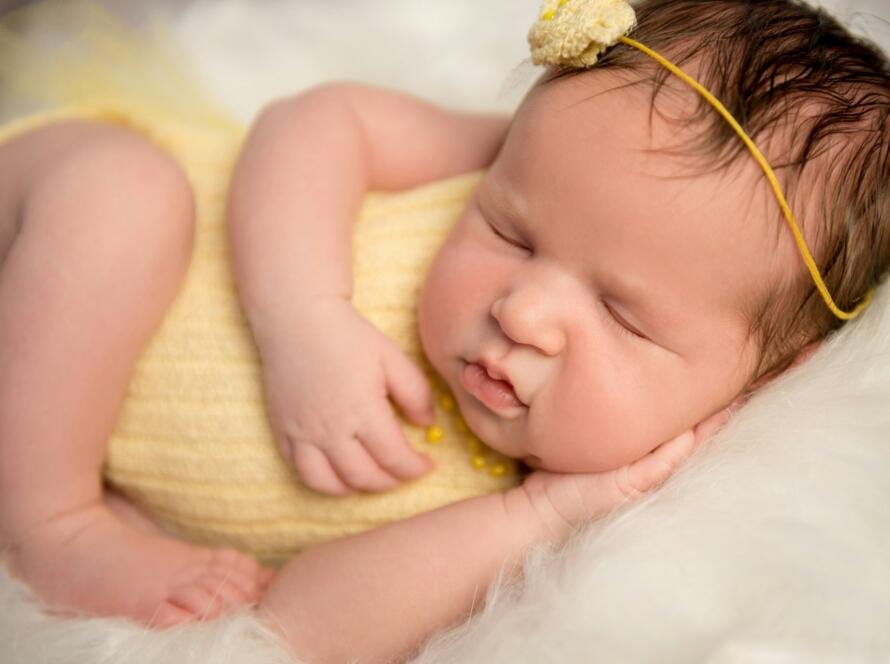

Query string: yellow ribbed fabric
0 2 518 566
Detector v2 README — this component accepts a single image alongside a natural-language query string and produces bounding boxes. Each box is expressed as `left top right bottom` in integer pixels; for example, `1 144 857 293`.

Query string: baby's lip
481 361 509 382
472 357 528 407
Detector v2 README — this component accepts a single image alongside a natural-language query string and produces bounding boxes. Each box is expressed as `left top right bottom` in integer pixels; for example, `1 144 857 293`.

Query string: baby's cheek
536 420 640 473
534 376 663 473
419 254 472 369
417 284 445 367
422 242 493 329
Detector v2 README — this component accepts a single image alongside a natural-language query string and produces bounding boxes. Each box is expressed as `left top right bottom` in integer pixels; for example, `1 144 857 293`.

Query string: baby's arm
227 84 509 493
258 429 700 663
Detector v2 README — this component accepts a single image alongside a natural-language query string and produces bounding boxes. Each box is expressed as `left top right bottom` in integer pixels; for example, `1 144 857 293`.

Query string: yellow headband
528 0 871 321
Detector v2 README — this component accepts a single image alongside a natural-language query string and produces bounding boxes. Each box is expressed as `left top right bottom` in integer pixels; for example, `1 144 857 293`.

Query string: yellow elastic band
618 35 871 321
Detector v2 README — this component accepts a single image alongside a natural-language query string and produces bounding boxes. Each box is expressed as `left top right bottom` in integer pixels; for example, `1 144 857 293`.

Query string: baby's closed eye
601 299 648 340
484 216 532 254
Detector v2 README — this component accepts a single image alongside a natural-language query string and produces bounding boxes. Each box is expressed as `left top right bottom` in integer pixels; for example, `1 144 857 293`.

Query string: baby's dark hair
548 0 890 386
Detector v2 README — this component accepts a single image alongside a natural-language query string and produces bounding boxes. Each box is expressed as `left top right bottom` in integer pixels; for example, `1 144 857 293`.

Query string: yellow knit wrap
0 3 518 566
0 103 518 566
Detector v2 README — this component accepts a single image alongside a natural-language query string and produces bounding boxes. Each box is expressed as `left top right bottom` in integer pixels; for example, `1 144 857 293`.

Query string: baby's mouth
460 361 527 414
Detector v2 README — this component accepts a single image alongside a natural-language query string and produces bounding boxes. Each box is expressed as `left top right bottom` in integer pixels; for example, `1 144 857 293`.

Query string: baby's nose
490 286 566 356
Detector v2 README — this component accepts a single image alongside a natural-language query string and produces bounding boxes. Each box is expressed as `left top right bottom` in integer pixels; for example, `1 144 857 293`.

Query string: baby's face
419 70 795 473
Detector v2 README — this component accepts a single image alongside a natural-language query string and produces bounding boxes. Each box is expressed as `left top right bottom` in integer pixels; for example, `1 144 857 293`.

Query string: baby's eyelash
602 300 646 340
486 219 530 252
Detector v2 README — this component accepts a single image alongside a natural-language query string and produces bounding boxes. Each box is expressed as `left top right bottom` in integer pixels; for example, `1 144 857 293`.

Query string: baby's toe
209 549 268 599
209 549 265 595
166 583 224 621
212 548 260 577
151 600 198 629
200 571 254 609
205 565 258 603
260 567 277 589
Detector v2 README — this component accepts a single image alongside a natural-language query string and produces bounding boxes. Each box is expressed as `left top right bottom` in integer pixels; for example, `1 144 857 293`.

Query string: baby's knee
62 123 193 251
20 121 195 261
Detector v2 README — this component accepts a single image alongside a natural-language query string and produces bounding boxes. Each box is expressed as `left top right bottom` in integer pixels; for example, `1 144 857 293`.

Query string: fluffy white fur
1 0 888 662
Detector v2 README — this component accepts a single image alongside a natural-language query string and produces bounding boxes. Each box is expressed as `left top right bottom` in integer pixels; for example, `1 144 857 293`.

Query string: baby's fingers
358 407 434 481
291 441 354 496
325 438 403 492
619 429 697 498
381 343 434 427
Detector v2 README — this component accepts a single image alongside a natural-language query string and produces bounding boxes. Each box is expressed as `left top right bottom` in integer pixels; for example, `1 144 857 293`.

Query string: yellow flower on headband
528 0 636 67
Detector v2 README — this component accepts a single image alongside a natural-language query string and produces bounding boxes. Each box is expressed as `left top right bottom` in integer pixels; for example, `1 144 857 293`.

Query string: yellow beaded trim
532 0 871 321
423 386 510 478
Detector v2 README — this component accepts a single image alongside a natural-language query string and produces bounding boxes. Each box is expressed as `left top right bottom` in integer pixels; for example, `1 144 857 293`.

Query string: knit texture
528 0 636 67
0 55 518 566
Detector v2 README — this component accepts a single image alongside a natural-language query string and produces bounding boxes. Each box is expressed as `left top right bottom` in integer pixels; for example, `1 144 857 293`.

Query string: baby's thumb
381 344 435 426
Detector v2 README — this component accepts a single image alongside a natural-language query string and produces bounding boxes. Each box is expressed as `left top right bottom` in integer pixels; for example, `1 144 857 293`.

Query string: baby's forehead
526 65 828 212
504 69 768 218
511 69 736 192
522 66 698 128
520 67 815 239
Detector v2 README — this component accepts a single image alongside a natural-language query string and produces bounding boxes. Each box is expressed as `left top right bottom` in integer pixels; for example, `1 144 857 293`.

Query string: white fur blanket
1 1 889 662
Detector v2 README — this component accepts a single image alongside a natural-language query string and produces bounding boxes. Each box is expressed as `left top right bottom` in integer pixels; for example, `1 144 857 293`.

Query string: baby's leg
0 120 271 627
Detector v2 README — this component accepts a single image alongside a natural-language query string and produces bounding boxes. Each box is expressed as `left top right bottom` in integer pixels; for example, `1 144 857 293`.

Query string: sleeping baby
0 0 887 662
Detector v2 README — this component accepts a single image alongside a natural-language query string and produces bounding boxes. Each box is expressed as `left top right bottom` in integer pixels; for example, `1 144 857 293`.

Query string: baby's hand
517 417 725 541
259 299 435 495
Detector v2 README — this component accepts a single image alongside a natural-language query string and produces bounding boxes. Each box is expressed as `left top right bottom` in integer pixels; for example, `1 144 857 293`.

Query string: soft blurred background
1 0 885 124
0 0 542 121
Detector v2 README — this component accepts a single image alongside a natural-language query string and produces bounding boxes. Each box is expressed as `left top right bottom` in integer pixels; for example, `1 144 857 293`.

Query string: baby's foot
3 500 274 628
